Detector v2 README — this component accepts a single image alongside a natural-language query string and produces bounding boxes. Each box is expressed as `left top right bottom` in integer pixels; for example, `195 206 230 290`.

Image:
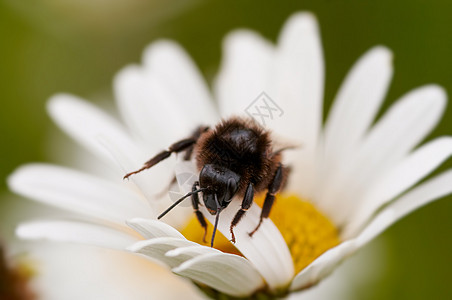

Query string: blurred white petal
318 47 393 204
319 85 447 226
17 221 138 250
290 240 356 291
353 170 452 244
322 47 393 166
347 136 452 235
29 244 205 300
289 239 387 300
114 65 195 148
271 12 324 200
48 94 138 165
8 164 151 226
98 135 177 220
215 30 275 116
292 170 452 291
143 40 218 125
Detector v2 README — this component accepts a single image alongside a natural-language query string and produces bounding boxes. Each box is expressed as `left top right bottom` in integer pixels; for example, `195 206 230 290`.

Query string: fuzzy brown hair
195 117 281 196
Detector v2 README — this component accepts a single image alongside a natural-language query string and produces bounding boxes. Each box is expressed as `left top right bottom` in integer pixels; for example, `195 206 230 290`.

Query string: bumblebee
125 117 288 247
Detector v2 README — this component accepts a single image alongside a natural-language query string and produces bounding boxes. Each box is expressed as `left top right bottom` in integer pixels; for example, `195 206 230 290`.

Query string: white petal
345 137 452 237
289 239 387 300
200 202 293 290
175 160 294 290
8 164 151 226
127 237 203 268
114 65 196 148
323 47 393 163
158 159 198 228
28 243 205 300
354 170 452 246
215 30 275 116
292 170 452 291
17 221 138 250
271 12 324 199
47 94 137 164
356 85 446 168
142 40 218 125
166 245 221 258
318 47 392 203
98 135 175 213
272 12 324 142
173 252 264 297
126 218 185 239
318 85 447 226
290 240 357 291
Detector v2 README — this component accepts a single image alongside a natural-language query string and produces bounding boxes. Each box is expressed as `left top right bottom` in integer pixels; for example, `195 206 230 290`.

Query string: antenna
158 188 206 219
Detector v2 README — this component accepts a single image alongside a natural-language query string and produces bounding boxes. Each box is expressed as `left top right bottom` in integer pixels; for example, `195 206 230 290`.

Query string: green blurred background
0 0 451 299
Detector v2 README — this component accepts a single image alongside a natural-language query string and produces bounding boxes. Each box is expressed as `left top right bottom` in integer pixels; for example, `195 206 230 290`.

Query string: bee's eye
225 178 237 202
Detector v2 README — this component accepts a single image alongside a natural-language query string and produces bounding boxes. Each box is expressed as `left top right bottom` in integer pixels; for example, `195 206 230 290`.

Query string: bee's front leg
229 183 254 243
249 163 285 237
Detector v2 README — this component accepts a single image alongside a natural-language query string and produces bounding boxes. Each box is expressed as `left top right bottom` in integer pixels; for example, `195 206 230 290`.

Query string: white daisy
8 12 452 298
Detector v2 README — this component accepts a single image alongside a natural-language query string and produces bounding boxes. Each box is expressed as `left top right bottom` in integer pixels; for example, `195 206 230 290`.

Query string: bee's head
199 164 240 215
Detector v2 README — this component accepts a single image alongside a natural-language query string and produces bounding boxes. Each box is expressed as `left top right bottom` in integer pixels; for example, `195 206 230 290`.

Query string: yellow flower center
181 193 340 273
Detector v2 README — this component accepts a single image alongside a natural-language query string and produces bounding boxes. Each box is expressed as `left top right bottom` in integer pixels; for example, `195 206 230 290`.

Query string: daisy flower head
8 12 452 299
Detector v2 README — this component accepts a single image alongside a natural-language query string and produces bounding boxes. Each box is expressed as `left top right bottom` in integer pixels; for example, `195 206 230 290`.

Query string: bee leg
191 181 208 243
183 126 209 161
123 139 195 179
249 163 285 237
124 126 209 180
153 127 205 193
155 127 209 198
229 183 254 243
